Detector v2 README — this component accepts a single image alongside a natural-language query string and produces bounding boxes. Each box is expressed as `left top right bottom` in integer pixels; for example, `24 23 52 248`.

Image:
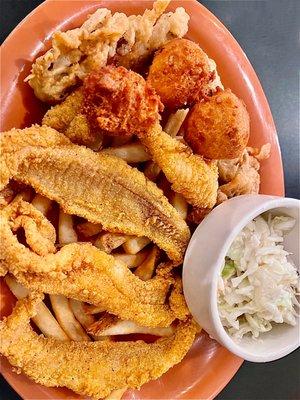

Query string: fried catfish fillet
138 123 218 208
0 126 190 263
1 200 186 326
0 295 198 399
42 89 103 148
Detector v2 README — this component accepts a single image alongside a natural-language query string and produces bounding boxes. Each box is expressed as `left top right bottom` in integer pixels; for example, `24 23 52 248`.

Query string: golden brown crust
185 89 250 159
0 200 183 327
42 89 103 148
147 38 213 109
82 66 164 137
138 123 218 208
0 295 198 399
1 126 190 264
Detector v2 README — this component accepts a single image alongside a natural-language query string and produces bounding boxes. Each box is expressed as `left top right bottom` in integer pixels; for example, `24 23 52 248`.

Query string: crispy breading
147 39 220 109
1 126 190 263
82 67 163 137
81 67 218 208
217 145 270 202
25 1 189 102
138 123 218 208
185 89 250 159
1 201 182 327
0 295 197 399
42 89 103 148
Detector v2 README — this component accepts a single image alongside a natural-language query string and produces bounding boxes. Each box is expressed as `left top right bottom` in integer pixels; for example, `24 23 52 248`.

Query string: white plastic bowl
183 194 300 362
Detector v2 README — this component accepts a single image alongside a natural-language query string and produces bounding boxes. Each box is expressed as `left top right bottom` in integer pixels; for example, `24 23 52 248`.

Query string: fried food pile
1 1 271 399
26 0 190 102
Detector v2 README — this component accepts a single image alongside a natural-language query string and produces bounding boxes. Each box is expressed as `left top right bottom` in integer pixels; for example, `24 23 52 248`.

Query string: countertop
1 0 299 399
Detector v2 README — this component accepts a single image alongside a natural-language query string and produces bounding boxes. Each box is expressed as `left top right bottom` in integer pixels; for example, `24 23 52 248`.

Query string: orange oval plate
0 1 284 399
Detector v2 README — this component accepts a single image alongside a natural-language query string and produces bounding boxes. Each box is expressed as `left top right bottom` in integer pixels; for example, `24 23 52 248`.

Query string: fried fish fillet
1 200 185 327
138 123 218 208
0 126 190 263
42 89 103 148
0 295 198 399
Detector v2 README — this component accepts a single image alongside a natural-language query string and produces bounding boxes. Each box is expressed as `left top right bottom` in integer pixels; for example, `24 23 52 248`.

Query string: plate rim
0 0 284 399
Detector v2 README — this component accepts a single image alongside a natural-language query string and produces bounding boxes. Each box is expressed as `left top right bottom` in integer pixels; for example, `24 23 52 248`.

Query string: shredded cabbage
218 213 299 340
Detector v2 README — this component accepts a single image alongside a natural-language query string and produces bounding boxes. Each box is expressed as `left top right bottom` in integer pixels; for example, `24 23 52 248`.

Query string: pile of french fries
4 108 190 400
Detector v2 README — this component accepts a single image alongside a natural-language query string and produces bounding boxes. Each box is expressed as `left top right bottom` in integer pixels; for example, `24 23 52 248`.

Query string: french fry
113 250 149 268
164 108 189 137
104 387 127 400
58 209 78 244
102 142 151 163
88 313 173 337
122 236 151 255
5 275 69 341
134 246 160 281
111 135 131 147
169 192 188 220
94 232 128 253
143 161 161 181
31 194 52 215
84 304 106 315
76 221 102 237
11 189 32 203
50 294 90 341
69 299 95 329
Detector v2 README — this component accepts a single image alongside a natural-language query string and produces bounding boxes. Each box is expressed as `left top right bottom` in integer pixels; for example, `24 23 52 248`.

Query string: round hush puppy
185 89 250 159
83 66 163 137
147 38 213 109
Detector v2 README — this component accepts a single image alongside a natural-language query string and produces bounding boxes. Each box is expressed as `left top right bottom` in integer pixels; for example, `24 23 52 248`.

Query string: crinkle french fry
102 142 151 163
69 299 95 329
50 294 90 341
94 232 128 253
134 246 160 281
5 275 69 341
122 236 151 255
31 194 52 215
58 209 78 244
104 387 127 400
76 221 102 237
84 304 106 315
164 108 189 137
88 314 174 337
113 250 149 268
170 192 188 220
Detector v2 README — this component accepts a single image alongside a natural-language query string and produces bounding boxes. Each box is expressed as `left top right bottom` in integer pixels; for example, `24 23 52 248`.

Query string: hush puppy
147 38 212 109
83 66 163 137
185 89 250 159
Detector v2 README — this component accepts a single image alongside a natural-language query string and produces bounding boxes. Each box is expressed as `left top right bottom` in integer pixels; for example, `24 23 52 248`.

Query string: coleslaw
218 213 299 340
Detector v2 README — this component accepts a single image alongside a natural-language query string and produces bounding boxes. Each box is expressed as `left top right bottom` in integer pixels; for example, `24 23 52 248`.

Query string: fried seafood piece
185 89 250 159
1 200 184 326
0 295 197 399
147 38 222 109
83 66 218 208
217 144 271 202
25 1 189 102
82 66 163 137
138 123 218 208
1 126 190 263
42 89 103 148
